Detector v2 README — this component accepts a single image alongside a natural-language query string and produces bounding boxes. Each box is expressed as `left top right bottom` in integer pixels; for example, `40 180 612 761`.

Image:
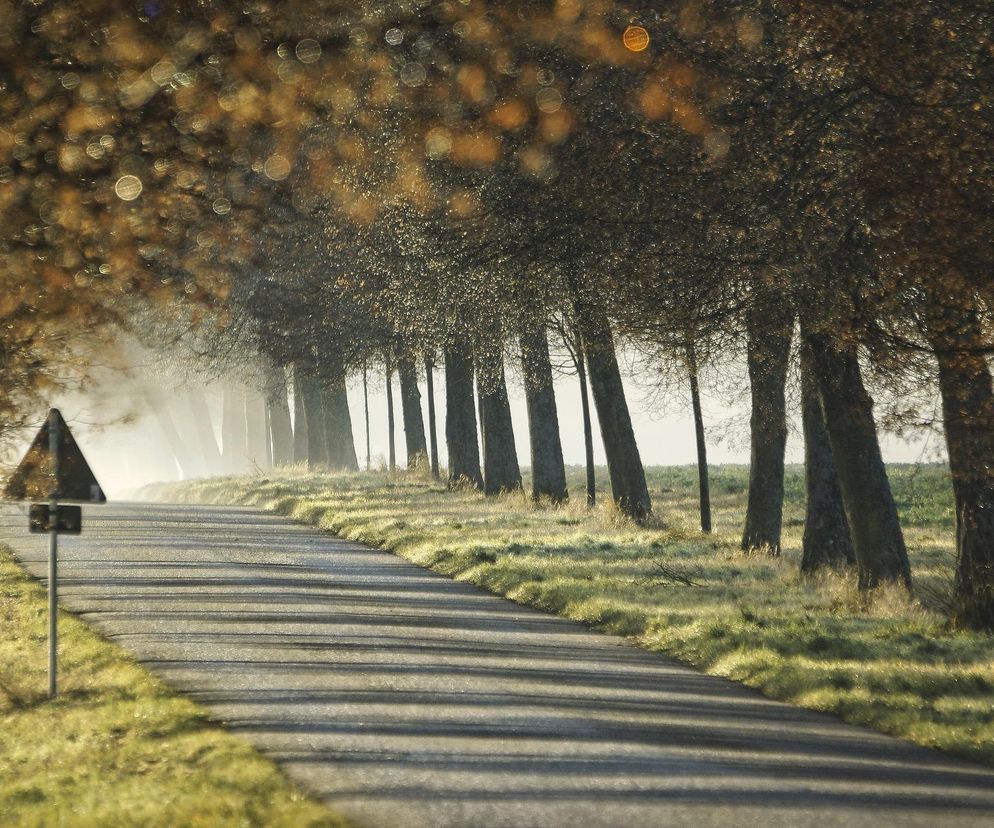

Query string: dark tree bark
477 350 522 496
221 385 247 475
574 333 596 507
298 372 328 468
292 364 309 465
741 303 793 554
398 355 428 469
321 374 358 470
925 297 994 630
686 341 712 533
799 342 854 573
264 368 294 467
425 353 440 480
521 326 568 502
803 326 911 590
444 345 483 488
362 363 371 471
385 357 396 471
185 387 222 476
245 389 270 470
574 304 651 522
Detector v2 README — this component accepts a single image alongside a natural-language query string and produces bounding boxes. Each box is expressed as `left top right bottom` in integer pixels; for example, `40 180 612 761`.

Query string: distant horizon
29 365 942 499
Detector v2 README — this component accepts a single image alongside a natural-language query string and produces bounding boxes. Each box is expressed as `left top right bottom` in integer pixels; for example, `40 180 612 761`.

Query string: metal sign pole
5 407 106 695
48 409 59 698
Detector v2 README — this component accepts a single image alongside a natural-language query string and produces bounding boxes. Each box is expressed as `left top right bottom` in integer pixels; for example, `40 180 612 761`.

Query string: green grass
147 463 994 769
0 546 349 828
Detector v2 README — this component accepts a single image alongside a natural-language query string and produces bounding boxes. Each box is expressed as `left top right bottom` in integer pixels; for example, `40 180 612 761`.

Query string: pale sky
351 366 939 474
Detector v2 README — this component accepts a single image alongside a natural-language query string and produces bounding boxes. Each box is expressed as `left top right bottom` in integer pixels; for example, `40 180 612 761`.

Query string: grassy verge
147 464 994 769
0 545 348 827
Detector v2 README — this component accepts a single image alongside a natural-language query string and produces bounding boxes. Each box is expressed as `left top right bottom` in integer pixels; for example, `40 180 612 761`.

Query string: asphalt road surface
3 501 993 827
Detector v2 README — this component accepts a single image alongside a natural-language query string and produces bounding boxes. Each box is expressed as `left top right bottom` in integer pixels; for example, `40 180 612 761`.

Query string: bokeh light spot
295 39 322 63
114 175 143 201
425 128 452 159
149 60 176 86
263 154 291 181
535 88 563 114
623 26 650 52
385 28 404 46
400 63 427 87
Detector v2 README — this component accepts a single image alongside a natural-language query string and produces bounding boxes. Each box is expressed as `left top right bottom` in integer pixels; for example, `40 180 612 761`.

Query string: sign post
48 409 59 697
3 408 106 697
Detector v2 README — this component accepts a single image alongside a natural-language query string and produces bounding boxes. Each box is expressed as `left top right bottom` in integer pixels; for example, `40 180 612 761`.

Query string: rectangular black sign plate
29 504 82 534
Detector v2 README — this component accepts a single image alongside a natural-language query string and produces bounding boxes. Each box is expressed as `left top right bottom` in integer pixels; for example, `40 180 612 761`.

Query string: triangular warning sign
4 409 106 503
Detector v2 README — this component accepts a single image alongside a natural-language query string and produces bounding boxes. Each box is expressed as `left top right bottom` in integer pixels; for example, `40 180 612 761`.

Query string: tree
573 295 652 523
799 342 854 574
520 326 568 503
741 300 793 554
803 324 912 590
264 365 294 466
477 348 522 496
685 340 712 534
397 354 428 469
444 345 483 489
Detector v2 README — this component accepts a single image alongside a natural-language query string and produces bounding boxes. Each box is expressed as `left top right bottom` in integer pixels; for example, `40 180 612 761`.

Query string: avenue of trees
2 1 993 630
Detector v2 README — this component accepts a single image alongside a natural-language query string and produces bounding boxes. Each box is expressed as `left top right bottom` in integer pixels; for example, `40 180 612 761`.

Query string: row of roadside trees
3 1 992 629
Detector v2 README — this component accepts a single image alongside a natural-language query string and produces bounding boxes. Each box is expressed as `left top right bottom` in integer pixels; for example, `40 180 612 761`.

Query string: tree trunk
265 367 294 467
444 345 483 488
291 364 309 465
398 355 428 469
741 303 793 553
425 354 440 480
385 357 396 471
521 326 568 502
245 389 270 471
575 334 596 507
322 374 358 470
477 351 522 496
264 406 273 467
221 385 247 475
185 387 222 476
803 326 911 589
298 372 327 468
686 341 712 533
574 304 651 522
362 363 371 471
799 341 854 573
925 296 994 631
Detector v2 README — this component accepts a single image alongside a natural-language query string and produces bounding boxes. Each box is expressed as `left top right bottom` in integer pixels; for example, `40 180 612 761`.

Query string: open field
148 463 994 769
0 545 348 827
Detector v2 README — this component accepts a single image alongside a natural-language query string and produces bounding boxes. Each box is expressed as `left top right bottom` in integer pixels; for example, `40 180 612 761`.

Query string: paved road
2 502 993 827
